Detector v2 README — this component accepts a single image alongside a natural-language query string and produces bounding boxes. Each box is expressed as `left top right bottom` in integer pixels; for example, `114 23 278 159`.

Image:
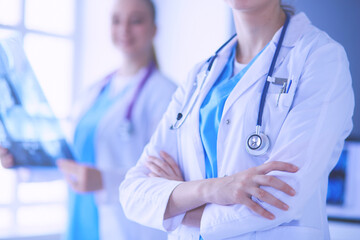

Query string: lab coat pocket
278 92 294 108
266 92 293 110
255 226 323 240
266 77 298 109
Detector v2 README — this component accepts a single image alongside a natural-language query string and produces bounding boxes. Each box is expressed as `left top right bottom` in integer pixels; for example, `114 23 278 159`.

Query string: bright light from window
0 0 22 26
18 180 67 204
0 170 16 204
25 0 75 36
0 0 75 238
0 208 13 231
0 29 20 40
24 34 74 118
17 204 67 234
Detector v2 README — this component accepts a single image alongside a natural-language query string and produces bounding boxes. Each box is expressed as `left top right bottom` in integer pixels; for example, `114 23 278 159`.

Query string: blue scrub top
199 45 266 179
66 80 130 240
198 45 266 240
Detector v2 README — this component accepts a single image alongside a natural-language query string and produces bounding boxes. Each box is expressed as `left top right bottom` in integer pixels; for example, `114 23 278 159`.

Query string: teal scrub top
198 44 267 240
66 79 130 240
199 45 266 179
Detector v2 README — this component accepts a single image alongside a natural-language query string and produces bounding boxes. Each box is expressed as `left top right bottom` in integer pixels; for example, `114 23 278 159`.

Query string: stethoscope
170 13 290 156
104 62 155 141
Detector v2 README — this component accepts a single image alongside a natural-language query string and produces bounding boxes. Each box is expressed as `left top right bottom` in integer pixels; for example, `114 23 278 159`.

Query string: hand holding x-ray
0 36 74 167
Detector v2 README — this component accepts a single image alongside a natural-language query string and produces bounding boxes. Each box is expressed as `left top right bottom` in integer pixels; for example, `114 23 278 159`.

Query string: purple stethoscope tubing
125 61 156 122
102 61 155 123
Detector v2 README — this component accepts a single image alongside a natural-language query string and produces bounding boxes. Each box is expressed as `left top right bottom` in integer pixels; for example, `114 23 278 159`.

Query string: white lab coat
119 13 354 240
72 68 176 240
21 68 176 240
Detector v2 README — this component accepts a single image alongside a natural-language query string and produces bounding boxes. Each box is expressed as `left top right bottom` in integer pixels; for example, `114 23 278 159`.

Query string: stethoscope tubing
257 13 290 127
101 61 155 123
171 13 290 137
125 62 155 122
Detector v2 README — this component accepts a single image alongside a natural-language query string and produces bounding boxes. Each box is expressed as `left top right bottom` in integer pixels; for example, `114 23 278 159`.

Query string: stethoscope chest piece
246 132 270 156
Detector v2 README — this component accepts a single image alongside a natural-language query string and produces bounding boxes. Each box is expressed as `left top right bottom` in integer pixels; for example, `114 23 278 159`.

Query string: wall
152 0 232 84
78 0 120 91
78 0 233 93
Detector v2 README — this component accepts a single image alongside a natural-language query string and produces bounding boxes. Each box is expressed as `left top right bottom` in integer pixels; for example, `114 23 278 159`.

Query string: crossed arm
145 151 298 227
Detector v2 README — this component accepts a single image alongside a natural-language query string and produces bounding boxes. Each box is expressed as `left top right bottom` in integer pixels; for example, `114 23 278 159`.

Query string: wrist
198 178 217 204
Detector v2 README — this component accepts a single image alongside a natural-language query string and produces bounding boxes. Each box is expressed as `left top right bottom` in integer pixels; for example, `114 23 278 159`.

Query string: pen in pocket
286 79 292 93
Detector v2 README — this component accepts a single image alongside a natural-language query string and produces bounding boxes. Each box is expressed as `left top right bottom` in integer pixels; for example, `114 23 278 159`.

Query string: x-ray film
0 36 73 167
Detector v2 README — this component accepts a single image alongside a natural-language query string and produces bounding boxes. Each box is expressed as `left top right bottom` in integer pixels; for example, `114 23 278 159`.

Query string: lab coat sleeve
146 76 178 140
200 42 355 239
120 63 204 232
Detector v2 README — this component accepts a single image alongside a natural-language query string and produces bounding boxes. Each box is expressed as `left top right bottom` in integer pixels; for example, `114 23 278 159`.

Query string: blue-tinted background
327 150 347 205
292 0 360 140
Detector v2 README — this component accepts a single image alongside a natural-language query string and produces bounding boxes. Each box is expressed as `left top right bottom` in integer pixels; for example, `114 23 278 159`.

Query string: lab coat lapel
222 43 287 115
222 13 310 116
188 38 237 178
72 76 112 129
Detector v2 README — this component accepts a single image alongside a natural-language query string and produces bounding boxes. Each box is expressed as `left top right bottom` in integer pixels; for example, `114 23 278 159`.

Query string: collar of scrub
108 68 147 98
228 43 270 83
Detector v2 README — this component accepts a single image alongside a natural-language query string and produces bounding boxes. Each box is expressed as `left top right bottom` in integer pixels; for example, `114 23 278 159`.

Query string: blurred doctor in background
0 0 175 239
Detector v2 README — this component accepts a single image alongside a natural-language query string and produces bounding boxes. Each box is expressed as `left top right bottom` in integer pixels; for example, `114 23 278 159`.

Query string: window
0 0 79 238
0 167 68 238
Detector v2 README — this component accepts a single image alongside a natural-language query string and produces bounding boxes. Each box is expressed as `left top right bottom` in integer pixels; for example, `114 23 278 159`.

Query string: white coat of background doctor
119 0 355 239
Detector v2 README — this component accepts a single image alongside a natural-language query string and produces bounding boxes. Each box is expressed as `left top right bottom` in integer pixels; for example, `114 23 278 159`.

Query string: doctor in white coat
1 0 175 239
119 0 355 239
56 0 176 239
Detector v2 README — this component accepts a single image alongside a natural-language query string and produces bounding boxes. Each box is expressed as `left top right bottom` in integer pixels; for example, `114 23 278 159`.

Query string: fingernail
290 189 296 196
268 213 275 220
283 204 289 210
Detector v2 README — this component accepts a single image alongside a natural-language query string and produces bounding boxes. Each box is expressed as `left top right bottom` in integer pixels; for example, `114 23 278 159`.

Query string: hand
145 151 184 181
205 161 299 220
0 146 14 168
57 159 103 193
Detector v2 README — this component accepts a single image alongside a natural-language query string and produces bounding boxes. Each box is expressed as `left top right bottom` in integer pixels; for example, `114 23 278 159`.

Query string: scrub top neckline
233 59 247 77
109 67 147 97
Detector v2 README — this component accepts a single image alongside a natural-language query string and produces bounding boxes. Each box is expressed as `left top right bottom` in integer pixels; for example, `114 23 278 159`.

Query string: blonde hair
142 0 159 68
142 0 156 22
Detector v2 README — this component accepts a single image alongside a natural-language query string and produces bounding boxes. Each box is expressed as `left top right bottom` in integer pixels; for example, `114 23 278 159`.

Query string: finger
56 159 78 175
145 160 169 178
243 198 275 220
249 187 289 211
253 175 296 196
148 156 175 176
160 151 182 177
148 172 160 178
64 175 82 193
1 154 14 168
0 146 8 156
258 161 299 175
